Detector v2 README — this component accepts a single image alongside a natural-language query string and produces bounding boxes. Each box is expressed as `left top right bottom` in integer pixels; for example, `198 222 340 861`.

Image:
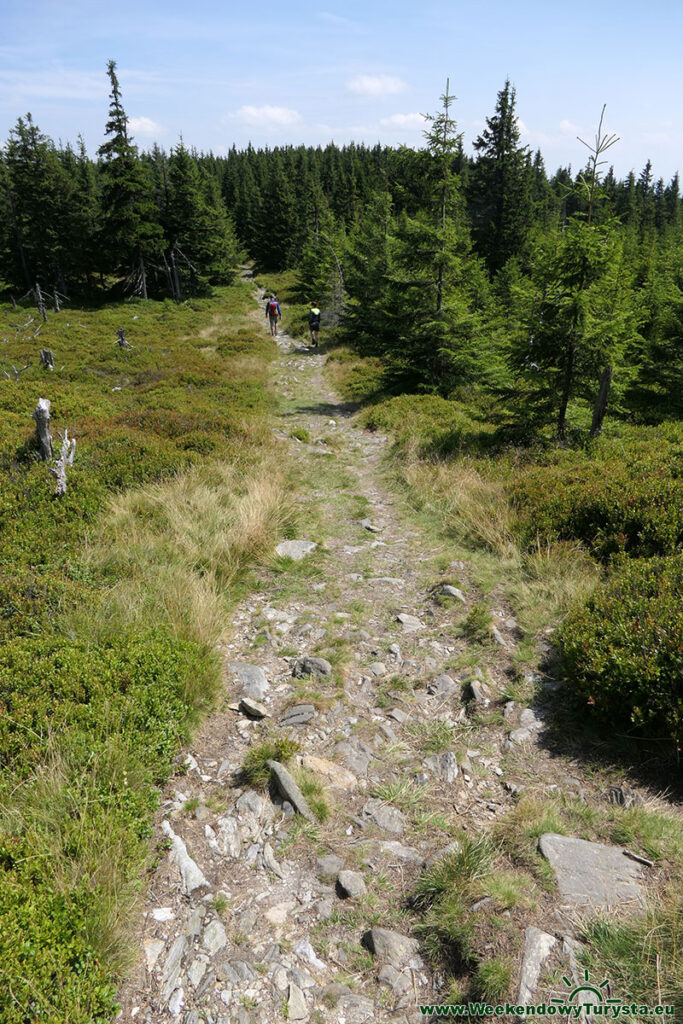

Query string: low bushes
510 430 683 560
558 555 683 747
0 284 283 1021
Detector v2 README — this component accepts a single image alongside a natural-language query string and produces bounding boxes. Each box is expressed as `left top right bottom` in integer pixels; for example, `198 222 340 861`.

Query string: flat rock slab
302 754 357 790
363 797 405 835
275 540 317 560
292 656 332 678
396 613 423 633
267 760 315 822
280 704 316 727
539 833 645 914
228 661 268 700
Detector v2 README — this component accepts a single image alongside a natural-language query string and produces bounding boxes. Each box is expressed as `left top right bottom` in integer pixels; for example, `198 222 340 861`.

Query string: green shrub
240 737 300 788
361 394 478 456
558 555 683 746
511 434 683 560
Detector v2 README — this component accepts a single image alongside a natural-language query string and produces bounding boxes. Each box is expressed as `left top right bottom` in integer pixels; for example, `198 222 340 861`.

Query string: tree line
0 65 681 432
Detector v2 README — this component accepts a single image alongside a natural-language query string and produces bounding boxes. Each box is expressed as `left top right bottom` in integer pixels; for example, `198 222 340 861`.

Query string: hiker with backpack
307 302 321 347
265 294 281 336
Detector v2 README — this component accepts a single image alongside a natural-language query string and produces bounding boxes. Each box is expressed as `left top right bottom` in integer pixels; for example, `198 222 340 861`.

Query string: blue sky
1 0 681 181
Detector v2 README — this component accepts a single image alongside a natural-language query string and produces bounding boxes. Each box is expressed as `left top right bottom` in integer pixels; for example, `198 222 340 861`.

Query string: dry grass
400 455 599 636
404 458 517 560
72 455 295 649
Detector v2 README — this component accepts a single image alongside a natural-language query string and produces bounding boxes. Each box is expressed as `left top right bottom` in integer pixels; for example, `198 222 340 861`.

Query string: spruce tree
470 79 531 274
511 108 639 436
97 59 163 296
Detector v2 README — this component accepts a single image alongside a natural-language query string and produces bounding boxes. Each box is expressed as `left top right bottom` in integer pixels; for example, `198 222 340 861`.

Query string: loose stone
275 540 317 560
337 869 367 899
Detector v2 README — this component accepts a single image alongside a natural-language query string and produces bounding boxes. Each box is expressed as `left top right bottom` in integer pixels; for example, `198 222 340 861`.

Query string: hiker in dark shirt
307 302 321 347
265 294 281 336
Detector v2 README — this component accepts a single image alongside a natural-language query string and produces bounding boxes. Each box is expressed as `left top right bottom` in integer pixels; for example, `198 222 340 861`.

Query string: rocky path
115 292 657 1024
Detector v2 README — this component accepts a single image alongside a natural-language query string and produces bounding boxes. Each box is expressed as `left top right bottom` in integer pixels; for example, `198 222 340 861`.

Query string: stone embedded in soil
162 935 189 1001
358 517 380 532
239 696 268 718
334 740 371 776
467 680 490 705
520 707 544 731
396 612 423 632
427 673 458 698
280 703 317 726
441 585 467 603
168 986 184 1016
201 918 227 955
369 661 387 676
263 841 284 878
302 754 357 790
363 927 423 969
161 821 209 894
539 833 646 914
228 661 269 700
491 625 512 649
287 982 309 1020
363 798 405 835
439 751 459 783
267 760 315 822
517 927 557 1003
377 840 426 865
143 937 165 972
292 656 332 678
508 727 533 745
317 853 345 878
337 869 367 899
275 539 317 560
378 963 412 996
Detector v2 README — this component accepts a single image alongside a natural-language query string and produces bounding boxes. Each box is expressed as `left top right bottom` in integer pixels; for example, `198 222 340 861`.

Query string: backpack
268 301 278 317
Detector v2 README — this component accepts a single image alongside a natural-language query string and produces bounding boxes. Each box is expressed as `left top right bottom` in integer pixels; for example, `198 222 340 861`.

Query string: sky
1 0 681 182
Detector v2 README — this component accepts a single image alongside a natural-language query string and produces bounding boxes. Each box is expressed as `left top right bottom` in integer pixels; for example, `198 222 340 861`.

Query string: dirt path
115 288 662 1024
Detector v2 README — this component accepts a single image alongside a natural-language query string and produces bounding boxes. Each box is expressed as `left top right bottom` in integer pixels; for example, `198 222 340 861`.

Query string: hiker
265 293 281 336
307 301 321 347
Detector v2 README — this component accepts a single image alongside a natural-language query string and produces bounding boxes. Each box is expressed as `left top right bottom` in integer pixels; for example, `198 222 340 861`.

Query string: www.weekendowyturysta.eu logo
419 968 676 1017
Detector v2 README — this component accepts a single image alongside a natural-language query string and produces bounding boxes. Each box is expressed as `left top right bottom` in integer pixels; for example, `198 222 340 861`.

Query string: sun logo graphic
553 968 615 1007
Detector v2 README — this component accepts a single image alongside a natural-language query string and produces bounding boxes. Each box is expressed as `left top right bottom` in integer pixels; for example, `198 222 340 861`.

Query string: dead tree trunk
40 349 55 370
139 254 148 300
33 397 53 460
50 429 76 497
170 246 182 301
34 283 48 322
590 364 613 439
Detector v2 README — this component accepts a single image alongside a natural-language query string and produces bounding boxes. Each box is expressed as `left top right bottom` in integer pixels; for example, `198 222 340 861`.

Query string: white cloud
0 69 106 102
559 118 581 136
379 112 426 130
347 74 407 98
128 116 163 136
232 104 301 127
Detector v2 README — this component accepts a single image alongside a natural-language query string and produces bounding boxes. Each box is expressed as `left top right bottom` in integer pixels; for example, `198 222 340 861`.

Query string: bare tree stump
34 283 48 322
40 349 55 370
33 397 53 460
115 327 132 349
50 429 76 497
590 364 613 438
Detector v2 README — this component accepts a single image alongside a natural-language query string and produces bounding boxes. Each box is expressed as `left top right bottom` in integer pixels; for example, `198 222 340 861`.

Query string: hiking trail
115 283 658 1024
